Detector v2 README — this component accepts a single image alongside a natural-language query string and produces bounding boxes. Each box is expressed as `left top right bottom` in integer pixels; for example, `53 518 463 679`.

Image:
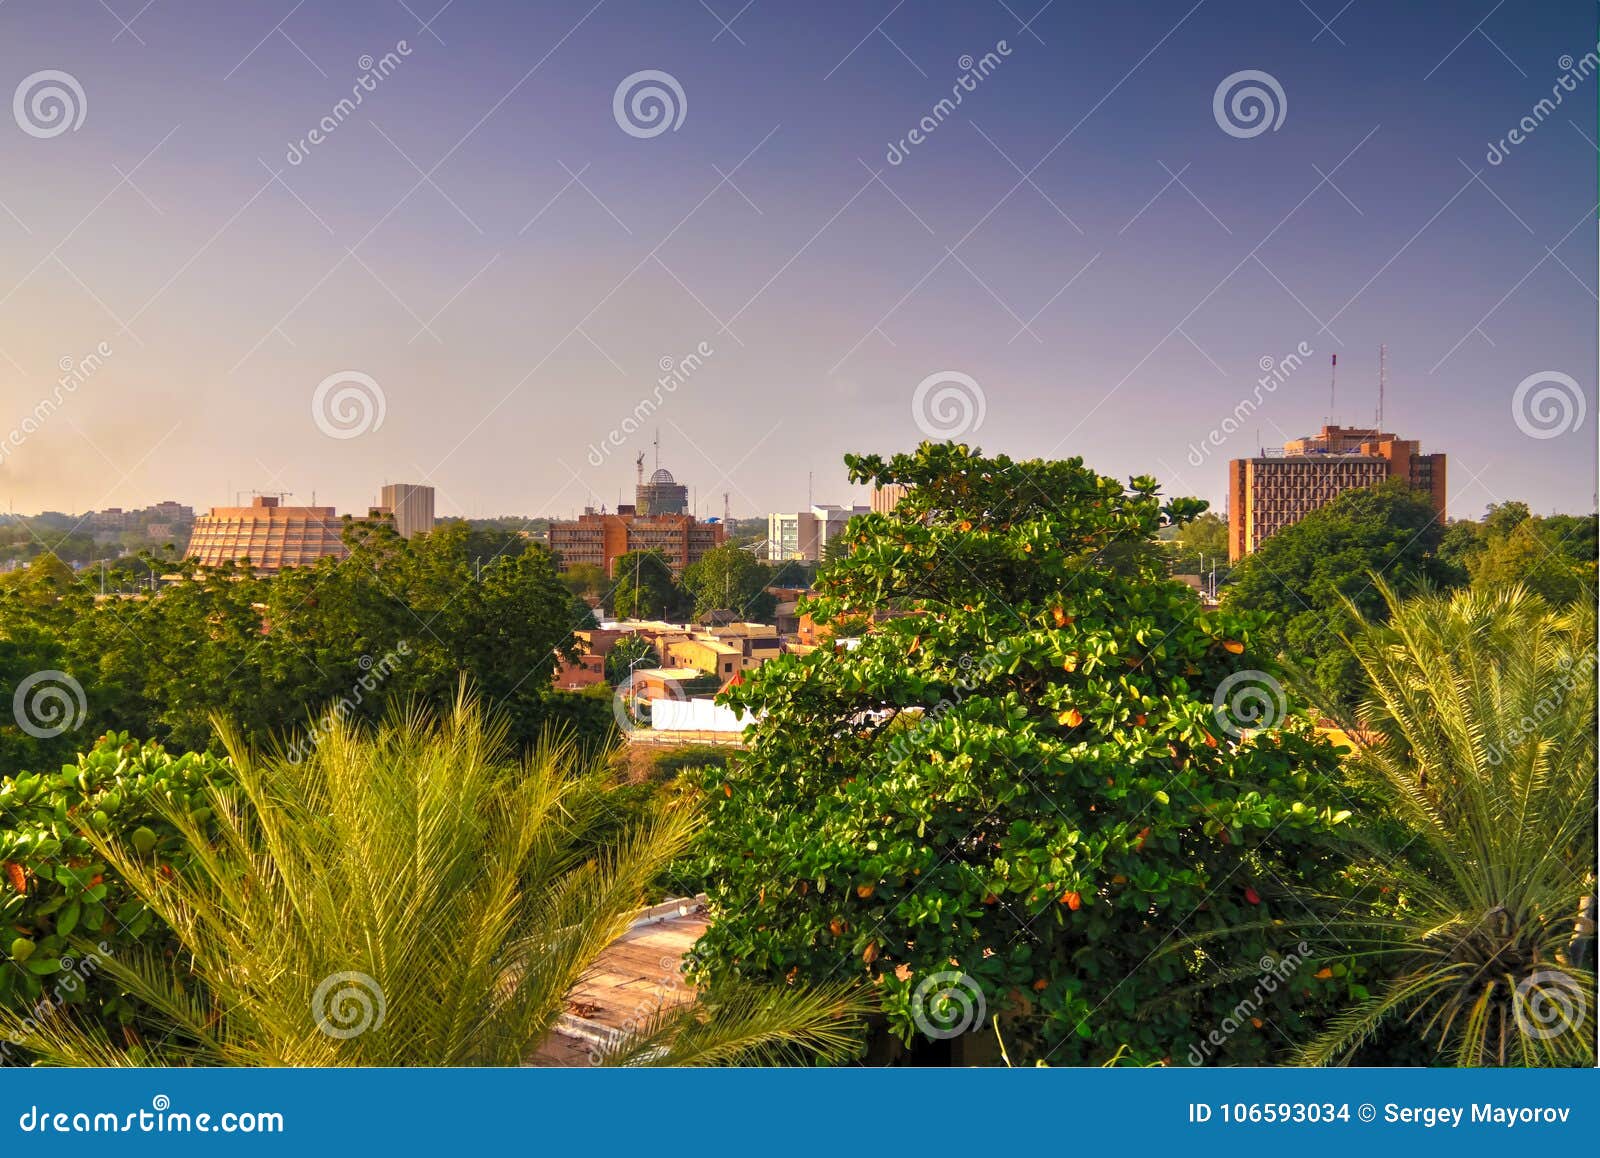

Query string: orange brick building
548 507 724 577
1228 426 1447 561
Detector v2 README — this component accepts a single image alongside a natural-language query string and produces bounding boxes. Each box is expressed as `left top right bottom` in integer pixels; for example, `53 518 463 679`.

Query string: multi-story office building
549 508 724 576
375 483 436 539
766 504 871 562
1228 425 1447 561
185 496 348 573
550 461 723 576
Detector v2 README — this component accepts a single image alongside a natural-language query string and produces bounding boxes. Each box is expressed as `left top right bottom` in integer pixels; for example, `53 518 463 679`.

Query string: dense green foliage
1223 481 1464 705
682 543 777 623
0 702 866 1067
1163 511 1230 582
698 443 1355 1063
0 521 595 774
1441 502 1597 606
608 550 692 621
1 734 233 1058
1301 584 1595 1066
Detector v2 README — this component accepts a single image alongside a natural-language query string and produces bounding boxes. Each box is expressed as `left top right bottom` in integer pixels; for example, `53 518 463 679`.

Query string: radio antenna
1377 344 1387 428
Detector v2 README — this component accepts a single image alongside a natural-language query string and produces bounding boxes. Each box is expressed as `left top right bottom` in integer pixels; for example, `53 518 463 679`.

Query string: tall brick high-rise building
1228 425 1447 561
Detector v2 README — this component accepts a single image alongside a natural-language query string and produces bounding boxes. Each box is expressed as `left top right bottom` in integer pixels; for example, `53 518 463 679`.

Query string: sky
0 0 1595 522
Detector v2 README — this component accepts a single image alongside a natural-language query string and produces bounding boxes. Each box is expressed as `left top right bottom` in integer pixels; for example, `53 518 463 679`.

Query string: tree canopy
1223 480 1463 705
1 520 592 773
696 442 1353 1063
682 543 775 623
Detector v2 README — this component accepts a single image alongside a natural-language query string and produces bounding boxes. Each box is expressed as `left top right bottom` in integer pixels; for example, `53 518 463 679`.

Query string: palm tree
1299 580 1595 1065
1 693 865 1065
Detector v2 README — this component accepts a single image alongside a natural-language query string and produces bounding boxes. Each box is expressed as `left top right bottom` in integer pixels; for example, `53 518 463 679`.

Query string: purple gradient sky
0 0 1595 521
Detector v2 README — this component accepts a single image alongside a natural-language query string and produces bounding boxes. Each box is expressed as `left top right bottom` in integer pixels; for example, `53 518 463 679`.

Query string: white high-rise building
378 483 436 539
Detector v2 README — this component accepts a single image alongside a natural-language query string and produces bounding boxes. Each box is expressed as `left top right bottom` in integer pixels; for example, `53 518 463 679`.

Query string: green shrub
0 733 232 1059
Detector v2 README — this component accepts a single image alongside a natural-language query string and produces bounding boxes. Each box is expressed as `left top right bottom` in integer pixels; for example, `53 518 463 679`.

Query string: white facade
765 504 870 562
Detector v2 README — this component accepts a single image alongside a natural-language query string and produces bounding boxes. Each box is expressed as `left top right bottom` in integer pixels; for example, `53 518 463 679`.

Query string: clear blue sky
1 0 1594 520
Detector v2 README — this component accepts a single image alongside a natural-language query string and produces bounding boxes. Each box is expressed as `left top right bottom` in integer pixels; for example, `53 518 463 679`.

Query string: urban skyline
0 1 1593 524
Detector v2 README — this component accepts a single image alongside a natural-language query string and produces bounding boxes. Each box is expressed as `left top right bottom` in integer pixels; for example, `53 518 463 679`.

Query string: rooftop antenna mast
653 429 660 473
1328 353 1337 422
1377 343 1387 428
723 492 730 525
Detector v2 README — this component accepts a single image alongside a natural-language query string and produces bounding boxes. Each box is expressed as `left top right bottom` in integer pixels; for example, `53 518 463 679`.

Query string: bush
0 733 232 1060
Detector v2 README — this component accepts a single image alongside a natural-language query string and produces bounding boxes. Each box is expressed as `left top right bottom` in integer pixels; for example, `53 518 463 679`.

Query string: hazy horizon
1 0 1595 525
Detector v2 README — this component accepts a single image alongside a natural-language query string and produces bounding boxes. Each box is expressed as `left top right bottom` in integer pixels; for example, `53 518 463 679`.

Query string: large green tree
698 443 1354 1064
682 543 775 623
1224 480 1464 705
608 550 689 621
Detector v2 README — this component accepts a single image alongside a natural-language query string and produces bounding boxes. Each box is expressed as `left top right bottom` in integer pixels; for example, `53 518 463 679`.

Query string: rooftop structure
635 466 688 517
